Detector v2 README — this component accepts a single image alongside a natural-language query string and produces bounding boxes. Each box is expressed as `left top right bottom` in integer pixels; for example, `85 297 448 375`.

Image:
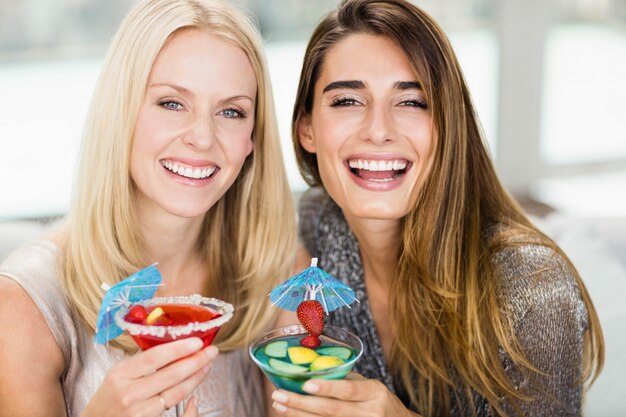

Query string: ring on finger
157 394 169 410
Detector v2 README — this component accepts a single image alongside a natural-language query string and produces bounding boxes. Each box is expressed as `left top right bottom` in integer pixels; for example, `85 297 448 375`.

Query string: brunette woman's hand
82 337 216 417
269 373 421 417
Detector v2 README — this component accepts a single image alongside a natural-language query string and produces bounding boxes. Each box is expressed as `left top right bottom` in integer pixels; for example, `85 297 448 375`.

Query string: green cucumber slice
264 340 288 358
268 358 309 374
316 346 353 361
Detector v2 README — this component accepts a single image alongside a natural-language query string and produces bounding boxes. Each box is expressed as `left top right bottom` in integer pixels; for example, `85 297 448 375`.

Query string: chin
337 199 410 222
161 199 217 219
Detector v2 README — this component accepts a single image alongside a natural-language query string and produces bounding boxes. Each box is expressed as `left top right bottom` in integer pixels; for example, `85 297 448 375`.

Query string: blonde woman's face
131 29 255 219
298 34 433 221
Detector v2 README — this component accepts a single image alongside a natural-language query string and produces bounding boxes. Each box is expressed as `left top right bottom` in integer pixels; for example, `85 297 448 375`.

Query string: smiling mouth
161 160 218 180
347 159 410 182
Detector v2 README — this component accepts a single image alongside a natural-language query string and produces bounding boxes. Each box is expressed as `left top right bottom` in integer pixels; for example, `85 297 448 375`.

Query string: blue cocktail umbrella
95 263 162 344
269 258 358 313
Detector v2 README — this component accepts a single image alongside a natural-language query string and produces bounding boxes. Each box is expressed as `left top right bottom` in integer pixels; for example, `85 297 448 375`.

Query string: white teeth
161 161 216 179
348 159 407 171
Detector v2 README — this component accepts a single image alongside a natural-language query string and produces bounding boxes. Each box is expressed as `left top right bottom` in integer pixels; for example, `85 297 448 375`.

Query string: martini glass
250 324 363 394
115 294 233 416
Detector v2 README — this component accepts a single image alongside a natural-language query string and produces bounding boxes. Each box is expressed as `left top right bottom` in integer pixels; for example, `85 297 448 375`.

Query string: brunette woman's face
298 33 433 221
131 29 255 220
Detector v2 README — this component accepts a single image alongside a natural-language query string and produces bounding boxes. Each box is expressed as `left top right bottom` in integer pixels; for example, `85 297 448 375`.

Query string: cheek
220 123 255 160
132 108 161 154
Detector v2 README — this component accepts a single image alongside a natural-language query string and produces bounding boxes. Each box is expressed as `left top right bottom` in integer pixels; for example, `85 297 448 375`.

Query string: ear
297 115 316 153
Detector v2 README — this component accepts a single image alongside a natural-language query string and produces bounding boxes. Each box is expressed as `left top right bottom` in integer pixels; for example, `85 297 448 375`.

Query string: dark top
298 187 588 416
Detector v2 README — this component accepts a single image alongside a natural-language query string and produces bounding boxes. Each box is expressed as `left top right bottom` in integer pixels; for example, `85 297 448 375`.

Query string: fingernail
273 401 288 413
303 381 319 394
186 338 203 351
271 390 288 403
193 397 199 407
205 346 218 359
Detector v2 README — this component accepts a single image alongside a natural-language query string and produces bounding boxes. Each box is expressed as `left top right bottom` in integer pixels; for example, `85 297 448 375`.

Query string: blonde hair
292 0 603 415
63 0 296 352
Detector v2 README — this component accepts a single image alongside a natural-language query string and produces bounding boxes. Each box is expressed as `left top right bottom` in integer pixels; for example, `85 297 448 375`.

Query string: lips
346 158 410 182
160 159 218 180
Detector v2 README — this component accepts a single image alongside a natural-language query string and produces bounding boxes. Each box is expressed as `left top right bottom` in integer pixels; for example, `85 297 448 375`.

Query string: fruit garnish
264 340 288 358
296 300 324 336
125 305 147 323
145 307 172 325
310 355 344 371
287 346 319 365
316 346 352 360
300 335 321 348
268 358 308 374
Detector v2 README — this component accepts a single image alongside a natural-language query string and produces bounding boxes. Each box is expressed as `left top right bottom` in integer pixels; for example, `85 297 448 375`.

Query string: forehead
317 33 418 87
149 28 256 91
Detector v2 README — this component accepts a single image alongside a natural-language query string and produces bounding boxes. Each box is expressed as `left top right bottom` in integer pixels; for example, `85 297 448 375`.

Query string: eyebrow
395 81 422 90
322 80 422 93
149 82 193 96
148 82 254 103
322 80 365 93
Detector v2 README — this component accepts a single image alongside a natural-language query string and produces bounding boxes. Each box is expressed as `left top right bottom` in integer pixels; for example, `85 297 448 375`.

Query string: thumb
346 371 367 381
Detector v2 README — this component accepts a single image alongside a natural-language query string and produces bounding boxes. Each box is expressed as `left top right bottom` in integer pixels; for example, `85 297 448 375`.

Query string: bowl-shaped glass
249 324 363 394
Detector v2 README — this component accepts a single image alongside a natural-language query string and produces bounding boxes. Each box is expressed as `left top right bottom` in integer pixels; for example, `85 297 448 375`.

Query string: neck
137 205 207 296
344 214 402 287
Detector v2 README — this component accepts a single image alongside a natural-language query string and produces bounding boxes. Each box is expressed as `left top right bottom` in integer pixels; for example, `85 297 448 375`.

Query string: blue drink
250 324 363 394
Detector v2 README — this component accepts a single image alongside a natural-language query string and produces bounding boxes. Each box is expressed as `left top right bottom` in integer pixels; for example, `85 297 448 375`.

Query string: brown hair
292 0 603 415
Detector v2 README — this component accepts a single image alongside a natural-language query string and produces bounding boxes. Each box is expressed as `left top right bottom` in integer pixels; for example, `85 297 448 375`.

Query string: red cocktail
115 294 233 416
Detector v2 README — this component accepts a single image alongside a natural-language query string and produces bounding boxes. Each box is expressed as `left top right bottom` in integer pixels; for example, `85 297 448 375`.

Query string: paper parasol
95 264 162 344
269 258 358 313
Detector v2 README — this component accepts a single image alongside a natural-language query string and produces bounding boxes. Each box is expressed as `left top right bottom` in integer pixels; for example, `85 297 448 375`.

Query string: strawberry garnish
300 334 321 349
297 300 324 336
125 305 147 323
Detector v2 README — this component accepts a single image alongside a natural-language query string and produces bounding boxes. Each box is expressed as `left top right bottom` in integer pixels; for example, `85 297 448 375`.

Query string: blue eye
159 100 183 111
221 108 245 118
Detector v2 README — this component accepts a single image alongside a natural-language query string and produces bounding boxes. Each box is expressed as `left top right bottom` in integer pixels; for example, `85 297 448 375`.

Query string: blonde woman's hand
82 337 216 417
269 373 421 417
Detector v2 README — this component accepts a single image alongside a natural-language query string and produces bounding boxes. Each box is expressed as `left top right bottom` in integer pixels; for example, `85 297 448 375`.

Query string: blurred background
0 0 624 415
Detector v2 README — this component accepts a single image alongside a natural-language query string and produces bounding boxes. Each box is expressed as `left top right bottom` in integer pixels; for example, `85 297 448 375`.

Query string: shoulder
0 239 64 301
491 241 577 293
0 239 75 361
491 241 587 333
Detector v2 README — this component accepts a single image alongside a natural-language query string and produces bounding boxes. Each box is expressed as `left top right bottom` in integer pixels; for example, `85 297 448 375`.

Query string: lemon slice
146 307 165 325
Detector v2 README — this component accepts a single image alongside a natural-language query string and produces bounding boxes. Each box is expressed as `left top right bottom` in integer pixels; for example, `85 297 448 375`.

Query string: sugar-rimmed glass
115 294 233 416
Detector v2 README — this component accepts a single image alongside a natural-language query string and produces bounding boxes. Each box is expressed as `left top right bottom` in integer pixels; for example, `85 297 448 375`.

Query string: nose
183 113 216 150
358 104 395 145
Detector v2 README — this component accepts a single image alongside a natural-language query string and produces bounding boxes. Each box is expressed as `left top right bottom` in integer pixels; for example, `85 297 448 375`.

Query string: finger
123 393 173 417
126 337 205 378
139 345 218 398
272 400 319 417
271 390 358 417
156 359 213 408
182 396 199 417
301 378 381 402
345 371 367 381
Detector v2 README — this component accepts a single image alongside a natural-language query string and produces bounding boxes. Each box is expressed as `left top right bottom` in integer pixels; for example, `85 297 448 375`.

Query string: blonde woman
0 0 295 416
269 0 604 416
